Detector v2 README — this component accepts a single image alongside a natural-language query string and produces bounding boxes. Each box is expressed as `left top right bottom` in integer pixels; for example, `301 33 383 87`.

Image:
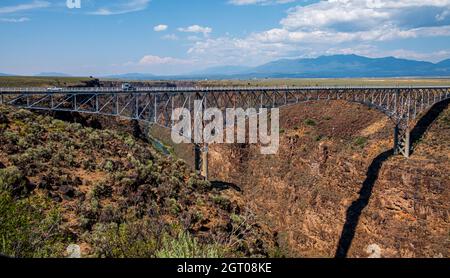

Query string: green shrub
124 136 135 148
314 135 324 142
0 166 29 196
12 147 52 173
211 195 231 211
103 160 115 172
92 182 112 199
87 132 103 148
82 159 97 171
86 219 159 258
156 232 222 258
167 198 181 215
439 114 450 126
11 109 32 121
0 183 65 257
2 130 19 145
304 119 317 126
230 213 242 224
354 136 368 147
195 197 205 206
0 113 8 125
188 177 211 191
191 210 204 223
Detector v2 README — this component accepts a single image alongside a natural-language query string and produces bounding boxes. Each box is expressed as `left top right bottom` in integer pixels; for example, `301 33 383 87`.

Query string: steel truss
1 86 450 160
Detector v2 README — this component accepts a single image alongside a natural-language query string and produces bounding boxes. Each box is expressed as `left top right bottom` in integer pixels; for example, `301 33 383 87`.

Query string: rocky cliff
208 100 449 258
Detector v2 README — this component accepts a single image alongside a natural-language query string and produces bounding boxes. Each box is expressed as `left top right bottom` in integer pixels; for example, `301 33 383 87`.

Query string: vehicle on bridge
121 83 137 91
46 87 63 92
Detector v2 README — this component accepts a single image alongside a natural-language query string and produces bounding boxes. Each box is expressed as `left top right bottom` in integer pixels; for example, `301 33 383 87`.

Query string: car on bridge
46 87 63 92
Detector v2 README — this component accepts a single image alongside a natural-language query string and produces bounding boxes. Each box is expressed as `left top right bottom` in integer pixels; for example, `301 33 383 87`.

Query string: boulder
66 244 81 258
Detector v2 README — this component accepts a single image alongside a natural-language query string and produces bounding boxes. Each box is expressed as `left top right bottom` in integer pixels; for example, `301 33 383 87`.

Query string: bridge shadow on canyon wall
211 181 242 192
410 99 450 155
334 99 449 258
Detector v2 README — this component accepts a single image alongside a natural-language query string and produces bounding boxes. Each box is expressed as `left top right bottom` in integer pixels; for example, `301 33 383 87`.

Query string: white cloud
90 0 150 16
139 55 192 65
0 1 50 14
178 25 212 36
187 35 202 41
280 0 450 31
186 0 450 65
229 0 295 5
187 36 300 66
162 34 178 40
0 17 30 23
436 9 450 21
154 24 168 32
249 25 450 44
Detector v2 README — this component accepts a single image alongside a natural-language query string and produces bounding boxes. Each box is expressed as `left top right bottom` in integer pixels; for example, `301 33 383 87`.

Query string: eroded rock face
208 101 449 258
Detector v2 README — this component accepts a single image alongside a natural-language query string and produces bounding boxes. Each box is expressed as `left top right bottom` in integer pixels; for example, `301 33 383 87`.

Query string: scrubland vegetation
0 77 95 88
198 78 450 87
0 106 273 258
1 76 449 88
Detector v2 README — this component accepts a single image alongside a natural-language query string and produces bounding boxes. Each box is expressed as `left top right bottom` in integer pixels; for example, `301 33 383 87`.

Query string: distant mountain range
437 59 450 68
244 55 450 78
105 55 450 80
105 73 156 80
2 55 450 80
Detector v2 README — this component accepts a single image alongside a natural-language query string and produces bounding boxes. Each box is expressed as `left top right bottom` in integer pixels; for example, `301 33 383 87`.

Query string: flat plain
1 76 450 88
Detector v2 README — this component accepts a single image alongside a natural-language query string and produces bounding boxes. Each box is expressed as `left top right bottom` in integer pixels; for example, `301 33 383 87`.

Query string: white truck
121 83 136 91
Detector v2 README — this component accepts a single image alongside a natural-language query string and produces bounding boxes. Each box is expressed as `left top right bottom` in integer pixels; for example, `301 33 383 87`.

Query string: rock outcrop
209 100 449 258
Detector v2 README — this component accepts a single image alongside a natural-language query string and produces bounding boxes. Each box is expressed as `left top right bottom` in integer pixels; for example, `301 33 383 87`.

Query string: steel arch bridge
1 86 449 167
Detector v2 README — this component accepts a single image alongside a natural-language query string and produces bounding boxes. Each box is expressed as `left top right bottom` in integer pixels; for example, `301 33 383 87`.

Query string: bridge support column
394 124 410 158
194 143 209 180
202 144 209 180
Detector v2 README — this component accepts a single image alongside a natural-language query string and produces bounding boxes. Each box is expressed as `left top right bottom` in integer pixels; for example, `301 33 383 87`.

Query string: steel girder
1 87 450 159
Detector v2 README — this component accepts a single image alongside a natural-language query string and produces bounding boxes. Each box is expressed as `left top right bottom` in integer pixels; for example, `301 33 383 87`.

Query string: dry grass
0 76 94 88
1 76 450 88
198 78 450 87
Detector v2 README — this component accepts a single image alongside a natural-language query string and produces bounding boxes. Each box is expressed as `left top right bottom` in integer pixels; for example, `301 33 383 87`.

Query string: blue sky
0 0 450 76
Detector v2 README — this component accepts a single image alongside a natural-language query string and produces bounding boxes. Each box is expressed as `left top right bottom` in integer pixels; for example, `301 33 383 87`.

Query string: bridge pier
194 143 209 180
394 124 411 158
